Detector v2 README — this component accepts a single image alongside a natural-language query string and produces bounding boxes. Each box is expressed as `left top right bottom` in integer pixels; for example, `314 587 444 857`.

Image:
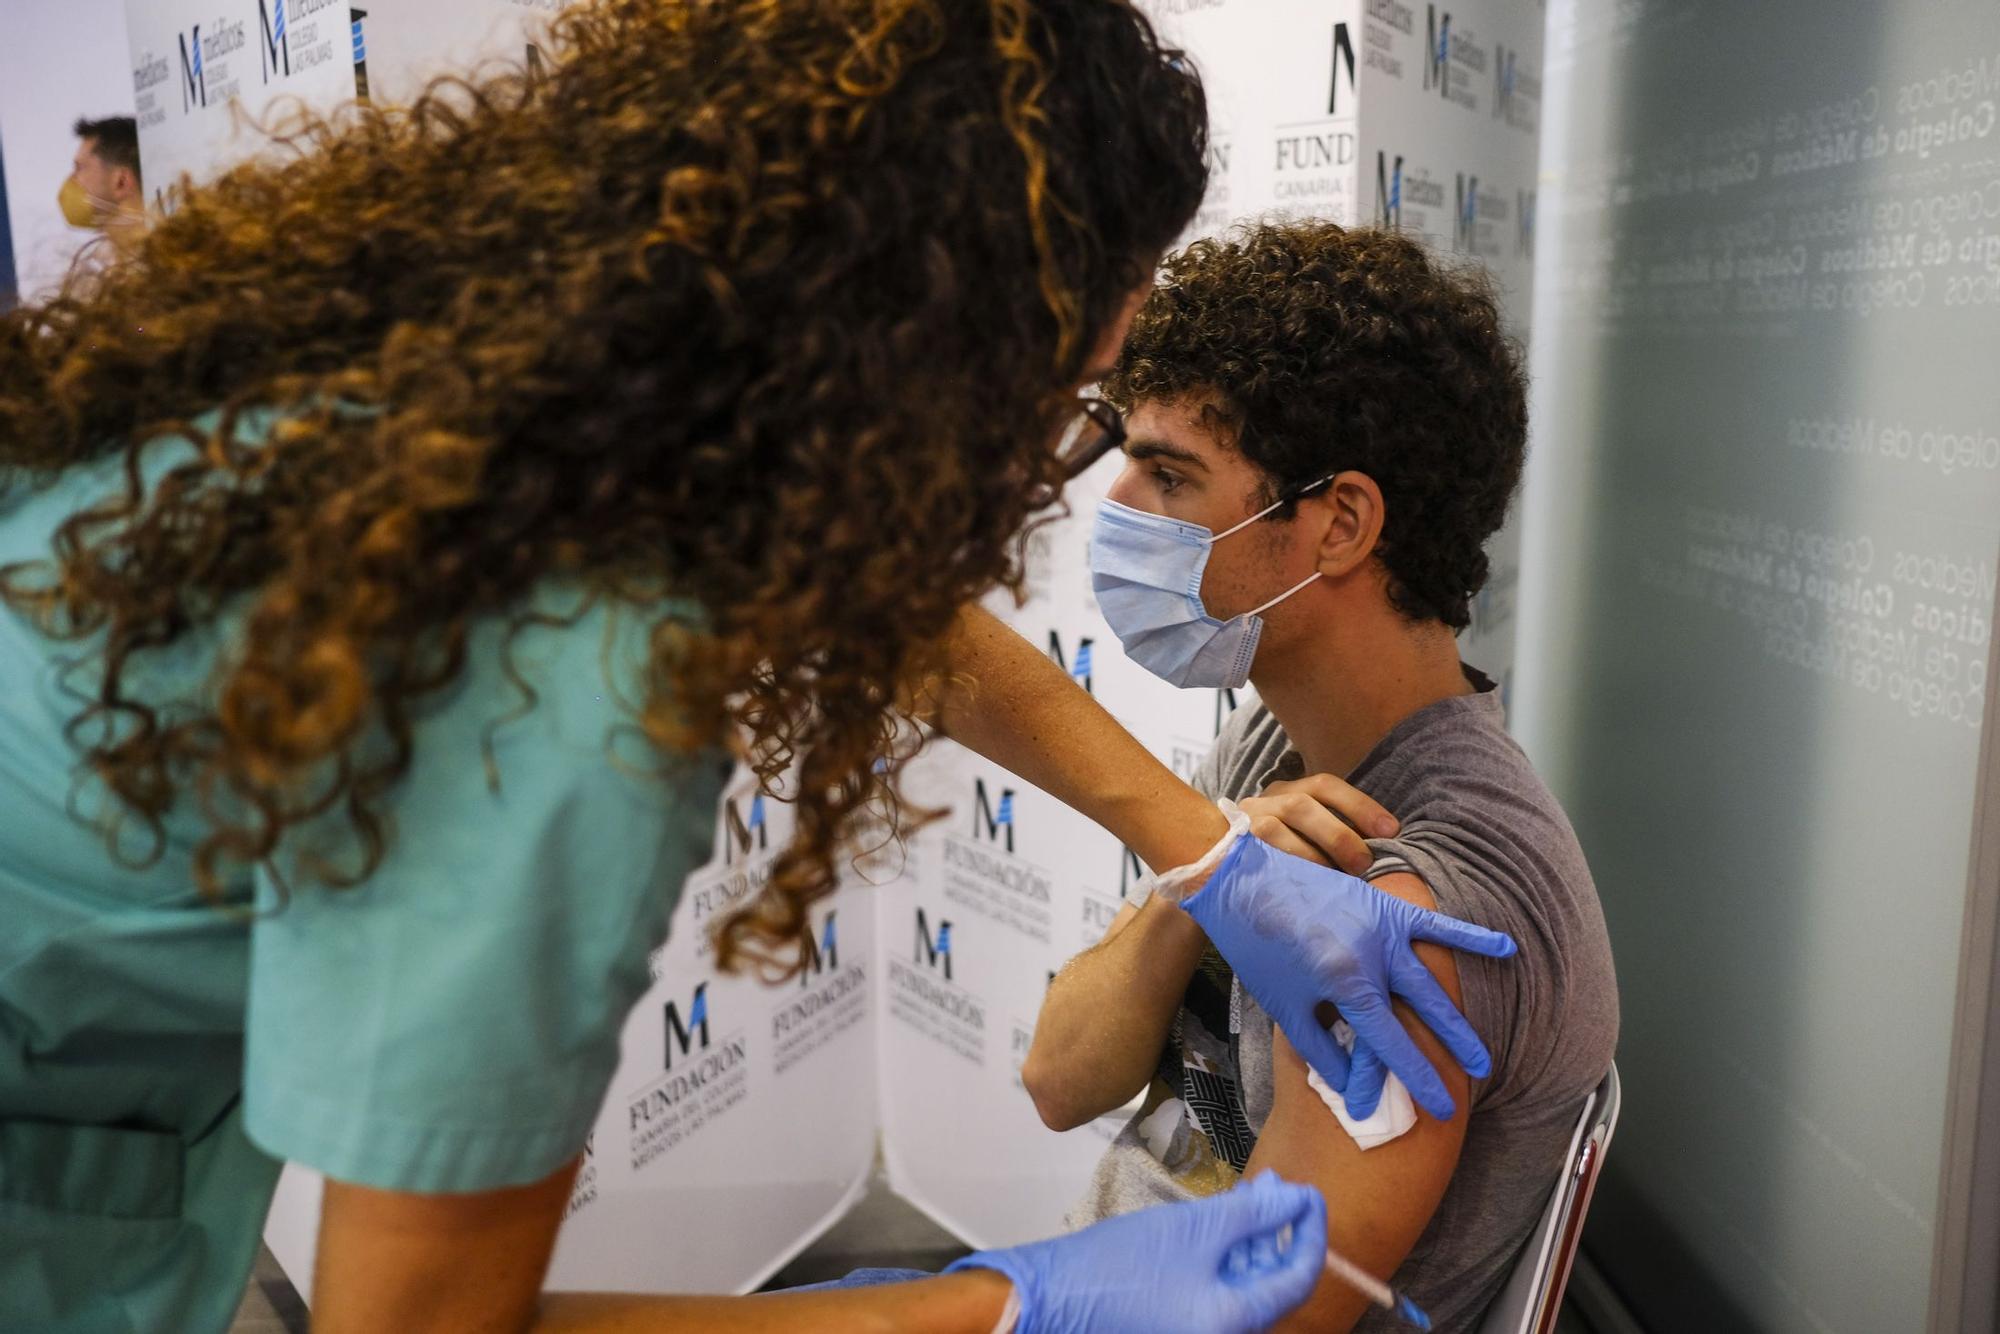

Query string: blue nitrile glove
1181 829 1515 1121
944 1170 1326 1334
1342 1041 1390 1122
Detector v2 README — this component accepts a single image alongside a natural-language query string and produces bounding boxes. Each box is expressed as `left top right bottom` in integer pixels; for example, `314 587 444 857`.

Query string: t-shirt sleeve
1363 830 1530 1112
241 604 725 1193
1191 698 1273 803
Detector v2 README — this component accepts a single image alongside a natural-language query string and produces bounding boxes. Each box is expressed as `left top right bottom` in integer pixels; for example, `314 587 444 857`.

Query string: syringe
1321 1245 1433 1330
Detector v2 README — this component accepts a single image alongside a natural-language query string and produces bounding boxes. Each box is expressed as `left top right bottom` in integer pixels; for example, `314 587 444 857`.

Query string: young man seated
1022 221 1620 1332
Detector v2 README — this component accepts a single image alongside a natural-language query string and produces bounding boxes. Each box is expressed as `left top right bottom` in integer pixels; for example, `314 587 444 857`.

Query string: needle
1322 1245 1433 1330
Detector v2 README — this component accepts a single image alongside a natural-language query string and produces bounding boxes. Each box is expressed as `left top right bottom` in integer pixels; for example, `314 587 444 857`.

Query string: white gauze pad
1304 1021 1419 1150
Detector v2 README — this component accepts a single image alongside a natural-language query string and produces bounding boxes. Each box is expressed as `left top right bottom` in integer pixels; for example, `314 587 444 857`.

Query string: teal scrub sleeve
241 601 726 1194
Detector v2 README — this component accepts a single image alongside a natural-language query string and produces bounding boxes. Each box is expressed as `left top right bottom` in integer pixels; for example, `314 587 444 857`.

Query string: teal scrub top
0 423 727 1333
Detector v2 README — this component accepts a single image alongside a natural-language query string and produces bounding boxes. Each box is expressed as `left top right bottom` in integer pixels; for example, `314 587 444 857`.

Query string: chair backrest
1476 1063 1622 1334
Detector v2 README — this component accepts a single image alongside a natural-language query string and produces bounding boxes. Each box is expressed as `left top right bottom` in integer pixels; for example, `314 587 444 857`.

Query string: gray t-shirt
1068 671 1619 1332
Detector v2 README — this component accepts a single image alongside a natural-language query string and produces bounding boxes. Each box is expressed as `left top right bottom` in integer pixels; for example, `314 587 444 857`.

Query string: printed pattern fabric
1161 948 1255 1173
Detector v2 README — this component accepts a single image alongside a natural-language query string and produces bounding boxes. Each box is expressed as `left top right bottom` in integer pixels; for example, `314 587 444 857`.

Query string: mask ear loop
1246 570 1323 616
1210 473 1339 542
1226 472 1338 616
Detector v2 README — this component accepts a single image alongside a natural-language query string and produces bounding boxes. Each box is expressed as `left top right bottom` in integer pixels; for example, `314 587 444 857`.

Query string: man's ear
111 168 140 205
1311 471 1386 579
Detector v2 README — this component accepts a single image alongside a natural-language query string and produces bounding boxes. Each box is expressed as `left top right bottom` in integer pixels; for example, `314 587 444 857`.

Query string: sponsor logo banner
888 908 986 1065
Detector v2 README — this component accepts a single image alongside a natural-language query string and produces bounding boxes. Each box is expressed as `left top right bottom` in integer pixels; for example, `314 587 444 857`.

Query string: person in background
60 115 147 252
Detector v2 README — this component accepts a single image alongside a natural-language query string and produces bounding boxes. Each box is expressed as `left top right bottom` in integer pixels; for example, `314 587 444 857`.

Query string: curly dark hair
0 0 1206 973
1105 221 1526 629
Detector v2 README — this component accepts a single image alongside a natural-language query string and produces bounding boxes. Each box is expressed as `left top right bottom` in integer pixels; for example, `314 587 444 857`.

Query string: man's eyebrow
1123 438 1210 472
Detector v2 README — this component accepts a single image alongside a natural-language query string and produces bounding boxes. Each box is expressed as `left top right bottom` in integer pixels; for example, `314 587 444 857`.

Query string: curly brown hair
0 0 1206 972
1105 221 1526 629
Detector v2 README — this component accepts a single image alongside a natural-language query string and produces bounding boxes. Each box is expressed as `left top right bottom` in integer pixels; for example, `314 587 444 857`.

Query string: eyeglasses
1026 397 1125 510
1057 397 1127 482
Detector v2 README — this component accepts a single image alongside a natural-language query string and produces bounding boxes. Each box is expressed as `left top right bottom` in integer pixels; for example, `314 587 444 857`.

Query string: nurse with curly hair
0 3 1505 1330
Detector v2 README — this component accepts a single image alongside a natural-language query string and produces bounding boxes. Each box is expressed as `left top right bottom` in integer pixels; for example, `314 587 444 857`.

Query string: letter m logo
915 909 953 981
723 793 768 865
1119 846 1147 899
1455 173 1479 251
1328 22 1357 115
259 0 290 82
1424 6 1451 95
1376 153 1404 228
351 7 369 101
800 910 838 984
973 778 1014 852
1048 630 1094 693
663 983 710 1069
179 26 206 112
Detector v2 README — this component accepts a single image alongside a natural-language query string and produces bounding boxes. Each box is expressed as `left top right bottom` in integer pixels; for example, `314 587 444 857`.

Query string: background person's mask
1088 486 1329 690
58 177 107 229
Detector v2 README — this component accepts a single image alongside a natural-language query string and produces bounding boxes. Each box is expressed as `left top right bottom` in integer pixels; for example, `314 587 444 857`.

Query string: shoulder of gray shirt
1196 691 1619 1116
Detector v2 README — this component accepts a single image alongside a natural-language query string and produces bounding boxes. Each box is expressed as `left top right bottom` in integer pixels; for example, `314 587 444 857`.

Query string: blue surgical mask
1089 484 1331 690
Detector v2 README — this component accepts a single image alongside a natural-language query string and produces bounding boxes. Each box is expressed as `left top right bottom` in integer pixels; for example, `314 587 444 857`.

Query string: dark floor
754 1163 972 1291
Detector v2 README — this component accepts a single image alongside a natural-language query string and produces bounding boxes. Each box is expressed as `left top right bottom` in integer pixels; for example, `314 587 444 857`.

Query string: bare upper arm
312 1157 579 1334
1243 871 1473 1334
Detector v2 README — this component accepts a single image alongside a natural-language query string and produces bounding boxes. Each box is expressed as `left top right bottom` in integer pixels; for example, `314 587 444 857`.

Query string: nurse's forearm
535 1272 1012 1332
922 605 1228 872
314 1161 1011 1334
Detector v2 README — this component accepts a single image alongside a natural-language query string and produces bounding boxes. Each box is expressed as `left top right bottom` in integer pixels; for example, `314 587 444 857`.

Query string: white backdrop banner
352 0 562 107
545 766 878 1293
875 462 1207 1248
126 0 363 203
